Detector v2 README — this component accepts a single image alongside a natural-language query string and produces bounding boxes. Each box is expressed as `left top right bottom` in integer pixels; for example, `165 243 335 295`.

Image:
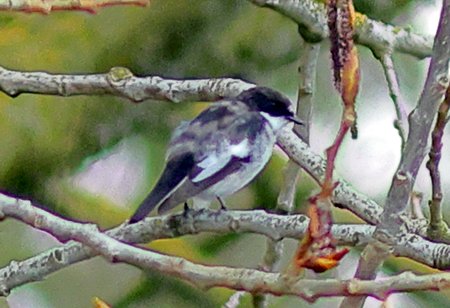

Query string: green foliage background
0 0 447 307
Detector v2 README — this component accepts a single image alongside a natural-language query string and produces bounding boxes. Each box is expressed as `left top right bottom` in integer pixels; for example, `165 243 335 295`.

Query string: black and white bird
129 86 301 223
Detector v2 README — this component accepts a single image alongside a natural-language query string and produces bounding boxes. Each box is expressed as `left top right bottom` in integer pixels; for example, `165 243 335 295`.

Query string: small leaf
291 197 349 274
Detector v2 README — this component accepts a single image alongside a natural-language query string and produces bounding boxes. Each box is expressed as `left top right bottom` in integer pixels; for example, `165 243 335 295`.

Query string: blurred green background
0 0 448 307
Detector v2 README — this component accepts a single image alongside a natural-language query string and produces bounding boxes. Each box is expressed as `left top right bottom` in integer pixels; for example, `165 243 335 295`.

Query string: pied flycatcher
130 86 301 223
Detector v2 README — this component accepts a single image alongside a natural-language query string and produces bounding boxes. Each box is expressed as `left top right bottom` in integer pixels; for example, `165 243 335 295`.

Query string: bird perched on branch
130 86 301 223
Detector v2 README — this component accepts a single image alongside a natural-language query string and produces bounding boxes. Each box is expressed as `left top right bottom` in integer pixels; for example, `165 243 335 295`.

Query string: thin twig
426 86 450 240
379 52 409 148
277 42 320 212
377 0 450 246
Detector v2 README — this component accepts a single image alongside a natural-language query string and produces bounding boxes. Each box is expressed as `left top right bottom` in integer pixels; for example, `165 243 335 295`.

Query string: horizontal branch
0 0 148 14
0 193 371 295
0 66 253 103
2 193 450 295
248 0 433 58
1 193 450 301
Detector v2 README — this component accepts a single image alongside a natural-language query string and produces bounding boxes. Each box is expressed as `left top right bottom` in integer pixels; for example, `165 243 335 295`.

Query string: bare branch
0 193 365 295
3 192 450 295
379 0 450 245
0 0 148 14
339 241 391 308
378 52 409 147
248 0 433 59
277 129 382 224
276 42 320 213
426 86 450 241
2 193 450 300
0 66 254 103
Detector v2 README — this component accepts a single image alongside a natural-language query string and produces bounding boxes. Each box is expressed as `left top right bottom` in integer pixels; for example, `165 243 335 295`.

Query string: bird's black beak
287 115 303 125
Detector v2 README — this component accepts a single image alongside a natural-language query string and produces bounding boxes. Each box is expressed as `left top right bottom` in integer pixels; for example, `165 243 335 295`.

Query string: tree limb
378 52 409 148
342 1 450 306
2 193 450 301
247 0 433 59
426 86 450 241
3 192 450 295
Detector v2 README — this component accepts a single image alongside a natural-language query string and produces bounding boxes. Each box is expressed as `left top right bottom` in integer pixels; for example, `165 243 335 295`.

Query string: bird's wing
188 103 264 183
156 155 249 214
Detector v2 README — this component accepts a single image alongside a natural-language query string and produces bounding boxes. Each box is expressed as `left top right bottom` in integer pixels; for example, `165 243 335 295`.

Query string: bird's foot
183 202 191 217
217 197 228 211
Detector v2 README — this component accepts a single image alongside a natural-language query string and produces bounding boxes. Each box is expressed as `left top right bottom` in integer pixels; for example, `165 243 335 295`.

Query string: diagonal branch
342 1 450 307
0 193 367 296
378 0 450 247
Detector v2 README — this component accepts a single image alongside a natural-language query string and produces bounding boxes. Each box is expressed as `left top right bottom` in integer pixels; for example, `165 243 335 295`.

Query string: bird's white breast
261 112 289 132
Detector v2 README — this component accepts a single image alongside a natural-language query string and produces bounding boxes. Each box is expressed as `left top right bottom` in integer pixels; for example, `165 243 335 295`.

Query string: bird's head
237 87 302 130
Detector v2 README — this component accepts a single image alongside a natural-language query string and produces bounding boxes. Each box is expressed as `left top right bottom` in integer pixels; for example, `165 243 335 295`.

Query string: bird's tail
129 153 195 223
129 191 161 223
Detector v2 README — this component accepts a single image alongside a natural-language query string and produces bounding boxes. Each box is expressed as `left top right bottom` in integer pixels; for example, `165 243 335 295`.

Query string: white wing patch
229 139 249 157
191 139 250 183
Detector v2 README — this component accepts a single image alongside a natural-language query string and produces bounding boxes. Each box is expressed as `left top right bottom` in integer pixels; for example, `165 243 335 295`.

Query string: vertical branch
277 42 321 211
251 41 320 308
341 1 450 307
426 86 450 240
339 242 391 308
379 52 409 148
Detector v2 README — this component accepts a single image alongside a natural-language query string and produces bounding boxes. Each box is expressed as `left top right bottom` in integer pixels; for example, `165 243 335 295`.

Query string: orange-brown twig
292 0 359 274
